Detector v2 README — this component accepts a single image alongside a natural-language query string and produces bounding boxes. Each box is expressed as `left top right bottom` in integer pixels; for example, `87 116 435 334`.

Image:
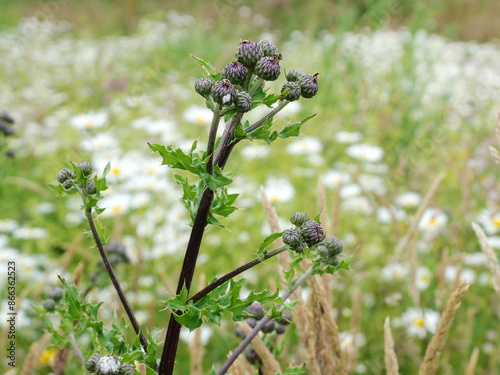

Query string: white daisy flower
341 196 373 214
340 331 366 353
395 308 440 338
395 192 421 208
335 131 362 144
0 219 18 233
286 137 323 155
444 266 475 284
487 236 500 249
322 170 351 189
99 193 132 217
12 226 47 239
382 263 409 281
463 252 488 267
416 267 432 290
182 105 212 126
240 144 271 159
477 209 500 235
180 326 212 346
261 177 295 203
70 111 108 130
418 208 447 233
346 143 384 163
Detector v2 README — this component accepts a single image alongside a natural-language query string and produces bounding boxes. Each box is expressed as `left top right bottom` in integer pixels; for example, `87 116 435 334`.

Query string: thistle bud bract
286 69 306 82
246 317 257 328
194 77 215 97
43 298 56 312
86 353 103 372
262 319 276 333
119 363 134 375
77 162 93 177
281 81 301 102
276 310 292 325
221 60 248 86
235 326 246 339
57 168 75 183
255 54 281 81
245 301 265 320
258 40 278 57
62 180 74 190
238 40 263 68
300 220 325 247
282 228 303 248
290 212 310 227
234 91 253 112
211 79 236 105
96 356 121 375
48 287 64 302
293 243 307 253
85 181 97 195
321 236 344 256
299 73 319 98
245 347 261 365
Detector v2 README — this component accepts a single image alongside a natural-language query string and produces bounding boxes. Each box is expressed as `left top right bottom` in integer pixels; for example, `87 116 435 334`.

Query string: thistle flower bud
0 112 14 124
255 54 282 81
321 236 343 256
77 162 93 177
86 353 103 372
290 212 310 227
57 168 75 183
258 40 278 57
262 319 276 333
282 228 303 248
48 287 64 302
43 298 56 312
62 180 74 190
84 181 97 195
234 91 253 112
286 69 306 82
245 347 261 365
221 60 248 86
300 220 325 247
299 73 319 98
246 317 257 328
194 77 215 97
211 79 236 105
235 326 246 339
275 323 286 334
106 241 130 265
0 122 14 136
119 363 134 375
245 301 265 320
237 40 263 68
276 310 292 325
281 81 301 102
96 356 121 375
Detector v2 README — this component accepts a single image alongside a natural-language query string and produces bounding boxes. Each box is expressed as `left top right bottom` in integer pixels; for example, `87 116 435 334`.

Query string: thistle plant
47 39 352 374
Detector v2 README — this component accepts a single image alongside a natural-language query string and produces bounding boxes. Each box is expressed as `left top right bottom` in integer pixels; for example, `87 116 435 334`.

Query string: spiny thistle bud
86 353 103 372
57 168 75 183
286 69 306 82
290 212 310 227
235 326 246 339
299 73 319 98
43 298 56 312
221 60 248 86
96 356 121 375
294 243 307 253
245 302 265 320
321 236 343 256
255 54 282 81
300 220 325 247
275 323 286 334
48 287 64 302
246 317 257 328
262 319 276 333
0 112 14 124
62 179 74 190
258 40 278 57
211 79 236 105
245 347 261 365
281 81 301 102
234 90 253 112
194 77 215 97
237 40 263 68
282 228 303 248
84 181 97 195
119 363 134 375
77 162 93 177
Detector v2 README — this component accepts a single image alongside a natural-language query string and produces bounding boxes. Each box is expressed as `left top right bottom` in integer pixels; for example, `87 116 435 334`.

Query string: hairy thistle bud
96 356 121 375
321 236 344 256
234 90 253 112
57 168 75 183
286 69 306 82
255 54 282 81
43 298 56 312
246 317 257 328
84 181 97 195
194 77 215 97
293 243 307 253
235 326 246 339
237 40 263 68
282 228 303 248
300 220 325 247
245 301 265 320
258 40 278 57
211 79 236 105
275 323 286 334
62 179 74 190
262 319 276 333
86 353 102 372
48 287 64 302
290 212 310 227
299 73 319 98
245 347 261 365
0 112 14 124
222 60 248 86
281 81 301 101
77 162 93 177
119 363 134 375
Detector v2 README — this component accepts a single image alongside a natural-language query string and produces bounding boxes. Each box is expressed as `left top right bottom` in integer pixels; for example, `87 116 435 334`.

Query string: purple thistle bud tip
238 40 263 68
194 77 215 97
211 79 236 106
299 73 319 98
290 212 310 227
300 220 325 247
255 54 282 81
234 90 253 112
222 60 248 86
244 301 265 320
258 40 278 57
282 228 303 248
281 81 301 102
77 162 93 177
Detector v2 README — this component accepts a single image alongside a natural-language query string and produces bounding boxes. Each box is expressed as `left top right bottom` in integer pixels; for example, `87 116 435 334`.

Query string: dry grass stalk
472 222 500 297
418 280 469 375
394 172 444 260
231 355 257 375
344 288 361 372
489 113 500 163
464 348 480 375
21 332 52 375
238 322 282 375
384 317 400 375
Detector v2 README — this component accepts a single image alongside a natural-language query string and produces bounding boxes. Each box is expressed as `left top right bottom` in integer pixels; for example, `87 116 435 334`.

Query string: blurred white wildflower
35 202 55 215
416 267 432 290
276 100 301 117
340 184 362 199
240 144 271 159
182 105 212 126
286 136 323 155
382 263 409 281
359 174 387 194
346 143 384 162
322 170 351 189
376 206 406 224
395 192 421 208
395 308 440 338
180 326 212 346
477 209 500 235
463 252 488 267
261 177 295 203
444 266 475 284
487 236 500 249
418 208 447 233
70 111 108 130
355 364 367 374
0 219 18 233
13 226 47 239
341 196 373 214
80 132 119 153
340 331 366 353
335 131 362 144
99 193 133 217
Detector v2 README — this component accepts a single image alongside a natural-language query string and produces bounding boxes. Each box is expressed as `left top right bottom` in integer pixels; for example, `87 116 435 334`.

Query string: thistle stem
217 265 317 375
206 104 221 174
245 100 290 133
188 246 287 303
84 210 148 351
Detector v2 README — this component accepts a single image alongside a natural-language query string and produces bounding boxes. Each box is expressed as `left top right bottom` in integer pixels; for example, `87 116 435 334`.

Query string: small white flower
340 332 366 353
0 219 18 233
12 226 47 239
182 105 212 126
341 196 373 214
340 184 361 199
463 252 488 267
382 263 409 281
487 236 500 249
100 194 132 217
261 177 295 203
180 326 212 346
418 208 447 233
322 170 351 189
396 308 440 338
35 202 55 215
416 267 432 290
70 111 108 130
376 206 406 224
359 174 386 194
335 131 362 144
286 137 323 155
276 100 301 117
80 132 119 153
444 266 475 284
346 143 384 163
395 192 421 208
477 209 500 235
240 144 271 159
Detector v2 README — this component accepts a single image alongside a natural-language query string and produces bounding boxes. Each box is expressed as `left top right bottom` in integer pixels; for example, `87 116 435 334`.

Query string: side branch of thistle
217 265 317 375
84 210 148 351
245 100 289 134
188 246 287 303
206 104 221 174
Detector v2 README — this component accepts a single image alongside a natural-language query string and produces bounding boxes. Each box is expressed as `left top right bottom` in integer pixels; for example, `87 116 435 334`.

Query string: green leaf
148 142 206 176
257 232 283 259
203 166 233 190
103 161 111 177
190 54 217 77
49 184 66 195
277 113 317 139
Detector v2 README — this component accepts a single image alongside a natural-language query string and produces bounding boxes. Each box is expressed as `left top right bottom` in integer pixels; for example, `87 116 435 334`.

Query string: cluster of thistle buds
282 212 343 265
194 39 319 111
235 301 292 365
57 162 96 195
0 112 16 157
86 353 134 375
42 287 64 312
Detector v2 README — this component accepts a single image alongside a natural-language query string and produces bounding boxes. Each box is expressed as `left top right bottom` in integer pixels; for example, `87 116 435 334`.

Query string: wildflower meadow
1 1 499 374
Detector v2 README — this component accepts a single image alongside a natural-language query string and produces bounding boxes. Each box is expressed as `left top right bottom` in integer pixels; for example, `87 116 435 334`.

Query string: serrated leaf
257 232 283 259
190 54 217 77
277 113 317 139
49 184 65 195
149 142 206 175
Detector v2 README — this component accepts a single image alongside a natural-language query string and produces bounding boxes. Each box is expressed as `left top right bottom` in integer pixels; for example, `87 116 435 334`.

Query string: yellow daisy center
492 217 500 227
84 120 95 128
195 115 206 125
414 318 425 327
428 218 438 226
111 167 122 175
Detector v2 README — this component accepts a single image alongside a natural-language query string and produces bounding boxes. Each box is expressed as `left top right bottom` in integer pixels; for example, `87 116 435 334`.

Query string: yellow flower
39 348 57 366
